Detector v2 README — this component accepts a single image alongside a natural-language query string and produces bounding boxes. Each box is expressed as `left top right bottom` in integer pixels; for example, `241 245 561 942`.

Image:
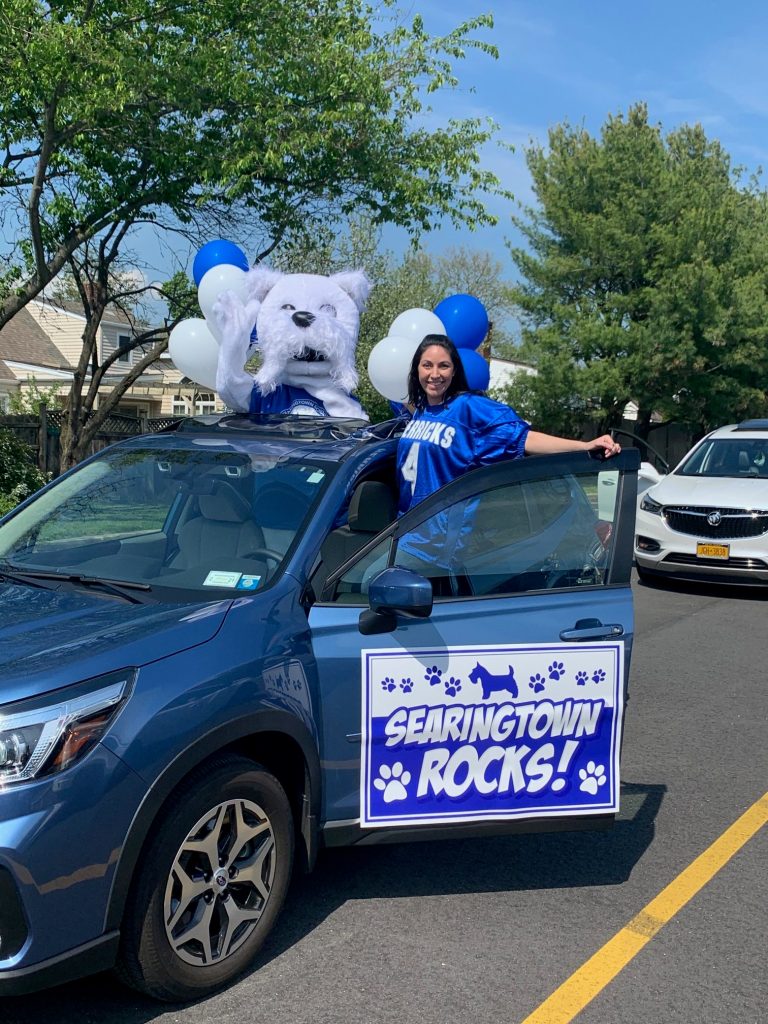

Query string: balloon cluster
168 239 251 391
367 293 490 404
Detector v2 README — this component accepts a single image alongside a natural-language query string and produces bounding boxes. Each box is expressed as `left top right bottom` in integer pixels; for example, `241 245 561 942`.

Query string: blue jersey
395 394 530 569
249 384 327 417
396 393 530 515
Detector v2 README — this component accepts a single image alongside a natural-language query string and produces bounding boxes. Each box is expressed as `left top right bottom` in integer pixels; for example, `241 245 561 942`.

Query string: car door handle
559 618 624 641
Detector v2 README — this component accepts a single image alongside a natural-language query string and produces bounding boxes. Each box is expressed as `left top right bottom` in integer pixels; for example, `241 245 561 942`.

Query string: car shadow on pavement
636 571 768 601
0 780 664 1023
267 778 666 953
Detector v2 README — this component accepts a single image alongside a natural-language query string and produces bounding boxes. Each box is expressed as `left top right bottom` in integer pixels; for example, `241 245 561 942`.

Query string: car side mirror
358 567 433 635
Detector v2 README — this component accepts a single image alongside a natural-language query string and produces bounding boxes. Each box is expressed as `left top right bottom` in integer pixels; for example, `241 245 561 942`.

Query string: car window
679 438 768 478
324 536 391 603
325 462 617 603
0 444 332 598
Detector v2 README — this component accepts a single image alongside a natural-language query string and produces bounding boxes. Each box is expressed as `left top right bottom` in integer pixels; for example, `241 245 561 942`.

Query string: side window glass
393 467 615 598
326 536 392 604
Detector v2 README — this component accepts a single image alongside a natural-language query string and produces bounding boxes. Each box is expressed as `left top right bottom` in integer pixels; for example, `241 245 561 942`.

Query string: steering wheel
244 547 283 566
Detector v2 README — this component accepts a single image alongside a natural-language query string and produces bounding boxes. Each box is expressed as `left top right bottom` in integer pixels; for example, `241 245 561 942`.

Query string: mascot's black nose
292 310 316 328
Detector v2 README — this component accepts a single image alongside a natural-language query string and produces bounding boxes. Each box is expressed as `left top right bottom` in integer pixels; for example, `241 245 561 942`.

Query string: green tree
503 103 768 437
51 244 197 468
0 0 503 330
7 377 63 414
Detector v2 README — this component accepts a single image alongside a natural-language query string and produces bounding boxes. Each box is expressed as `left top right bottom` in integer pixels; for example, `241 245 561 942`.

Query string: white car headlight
640 493 663 516
0 671 133 787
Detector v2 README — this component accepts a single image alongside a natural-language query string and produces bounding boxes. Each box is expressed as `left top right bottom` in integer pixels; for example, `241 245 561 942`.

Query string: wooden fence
0 406 183 478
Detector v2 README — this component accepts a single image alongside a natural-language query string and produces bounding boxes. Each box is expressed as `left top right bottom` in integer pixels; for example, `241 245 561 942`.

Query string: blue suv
0 415 639 1001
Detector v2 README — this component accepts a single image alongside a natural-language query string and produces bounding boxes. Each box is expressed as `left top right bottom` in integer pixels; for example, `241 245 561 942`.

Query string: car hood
0 584 231 704
648 474 768 509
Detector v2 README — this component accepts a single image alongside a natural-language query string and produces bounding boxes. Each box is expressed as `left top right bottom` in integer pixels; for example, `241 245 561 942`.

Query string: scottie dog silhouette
468 662 518 701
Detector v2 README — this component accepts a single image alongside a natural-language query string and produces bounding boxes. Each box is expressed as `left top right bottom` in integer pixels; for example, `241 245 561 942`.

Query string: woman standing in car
397 334 620 515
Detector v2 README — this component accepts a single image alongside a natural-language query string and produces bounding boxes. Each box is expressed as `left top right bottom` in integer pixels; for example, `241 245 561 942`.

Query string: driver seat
171 484 265 570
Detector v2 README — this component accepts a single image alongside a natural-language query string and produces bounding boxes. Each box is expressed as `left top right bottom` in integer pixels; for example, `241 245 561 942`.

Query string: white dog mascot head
214 266 372 419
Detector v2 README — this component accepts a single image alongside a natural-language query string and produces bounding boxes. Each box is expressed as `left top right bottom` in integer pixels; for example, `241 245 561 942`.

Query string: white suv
635 420 768 585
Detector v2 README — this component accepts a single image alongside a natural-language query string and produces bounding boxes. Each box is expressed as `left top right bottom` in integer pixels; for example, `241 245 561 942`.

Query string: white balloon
197 263 249 335
367 335 419 402
168 318 220 391
388 307 445 344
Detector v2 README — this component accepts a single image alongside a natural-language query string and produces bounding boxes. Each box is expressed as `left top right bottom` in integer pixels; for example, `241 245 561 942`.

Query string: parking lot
3 571 766 1024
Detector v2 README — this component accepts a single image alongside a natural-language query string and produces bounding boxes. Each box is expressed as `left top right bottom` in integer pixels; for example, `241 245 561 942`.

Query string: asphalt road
3 571 767 1024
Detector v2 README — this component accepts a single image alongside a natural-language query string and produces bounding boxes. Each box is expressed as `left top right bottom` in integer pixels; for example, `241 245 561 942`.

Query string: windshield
0 441 332 599
678 438 768 478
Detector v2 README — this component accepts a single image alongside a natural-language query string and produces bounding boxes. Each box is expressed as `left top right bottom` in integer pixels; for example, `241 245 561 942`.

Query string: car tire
116 755 294 1002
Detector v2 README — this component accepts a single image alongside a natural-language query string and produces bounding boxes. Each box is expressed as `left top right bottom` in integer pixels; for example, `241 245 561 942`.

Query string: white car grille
663 505 768 540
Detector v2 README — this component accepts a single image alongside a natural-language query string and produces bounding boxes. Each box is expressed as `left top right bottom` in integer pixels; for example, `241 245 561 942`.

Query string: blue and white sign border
361 641 624 828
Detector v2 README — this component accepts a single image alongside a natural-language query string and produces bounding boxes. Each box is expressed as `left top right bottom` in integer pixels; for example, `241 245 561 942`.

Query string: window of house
195 393 216 415
172 395 189 416
117 334 131 364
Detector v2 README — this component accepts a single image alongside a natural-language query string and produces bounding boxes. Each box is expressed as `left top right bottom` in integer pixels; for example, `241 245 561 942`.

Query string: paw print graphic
529 673 546 693
444 676 462 697
592 668 606 685
548 660 565 681
575 670 589 686
373 762 411 803
381 676 397 692
425 665 443 687
579 761 607 795
399 677 414 693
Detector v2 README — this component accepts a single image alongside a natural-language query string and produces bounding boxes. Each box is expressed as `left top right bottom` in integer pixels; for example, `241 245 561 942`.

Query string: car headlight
640 493 663 515
0 671 134 787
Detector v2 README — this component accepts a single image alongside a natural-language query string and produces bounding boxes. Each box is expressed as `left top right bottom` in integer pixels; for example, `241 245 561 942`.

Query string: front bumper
0 745 146 995
635 509 768 584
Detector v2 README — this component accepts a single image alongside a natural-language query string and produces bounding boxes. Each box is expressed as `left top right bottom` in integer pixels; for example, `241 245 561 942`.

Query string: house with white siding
0 300 224 417
488 354 537 391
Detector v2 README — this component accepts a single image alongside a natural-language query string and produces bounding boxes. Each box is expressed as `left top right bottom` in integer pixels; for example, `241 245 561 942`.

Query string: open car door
309 448 639 844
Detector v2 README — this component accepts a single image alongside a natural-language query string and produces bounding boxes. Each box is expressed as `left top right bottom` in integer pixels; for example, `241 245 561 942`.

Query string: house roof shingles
0 308 73 369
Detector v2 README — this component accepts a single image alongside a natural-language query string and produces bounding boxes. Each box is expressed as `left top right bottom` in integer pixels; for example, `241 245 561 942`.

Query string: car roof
121 413 405 464
707 420 768 439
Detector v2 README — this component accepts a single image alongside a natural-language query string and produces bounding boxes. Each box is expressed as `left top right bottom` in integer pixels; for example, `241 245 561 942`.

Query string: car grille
663 553 768 569
663 505 768 539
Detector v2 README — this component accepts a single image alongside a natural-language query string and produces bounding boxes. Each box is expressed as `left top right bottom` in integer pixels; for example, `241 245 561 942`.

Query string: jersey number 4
401 442 419 493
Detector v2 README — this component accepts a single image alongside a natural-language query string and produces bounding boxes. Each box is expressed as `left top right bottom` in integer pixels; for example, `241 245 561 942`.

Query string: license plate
697 542 729 560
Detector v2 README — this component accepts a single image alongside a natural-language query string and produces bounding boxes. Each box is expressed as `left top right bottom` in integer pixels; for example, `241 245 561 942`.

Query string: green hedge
0 428 48 517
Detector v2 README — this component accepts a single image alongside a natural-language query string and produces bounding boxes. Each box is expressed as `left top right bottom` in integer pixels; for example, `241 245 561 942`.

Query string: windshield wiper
0 564 60 591
0 565 151 604
59 574 151 604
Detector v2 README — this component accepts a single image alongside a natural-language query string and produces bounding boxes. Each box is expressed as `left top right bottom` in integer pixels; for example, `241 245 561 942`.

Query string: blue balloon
433 293 489 349
192 239 249 286
459 348 490 391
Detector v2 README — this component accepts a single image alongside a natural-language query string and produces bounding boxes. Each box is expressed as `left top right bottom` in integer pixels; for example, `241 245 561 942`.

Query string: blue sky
127 1 768 295
397 0 768 265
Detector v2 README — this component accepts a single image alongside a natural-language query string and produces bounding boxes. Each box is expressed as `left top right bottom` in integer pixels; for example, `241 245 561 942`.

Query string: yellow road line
521 790 768 1024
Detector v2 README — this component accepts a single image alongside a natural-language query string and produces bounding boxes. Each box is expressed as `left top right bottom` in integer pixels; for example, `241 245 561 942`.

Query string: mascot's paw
333 367 359 395
213 292 260 346
214 292 262 414
254 364 279 395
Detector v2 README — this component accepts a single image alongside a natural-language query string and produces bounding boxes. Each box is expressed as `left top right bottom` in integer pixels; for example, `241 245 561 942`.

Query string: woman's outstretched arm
524 431 621 458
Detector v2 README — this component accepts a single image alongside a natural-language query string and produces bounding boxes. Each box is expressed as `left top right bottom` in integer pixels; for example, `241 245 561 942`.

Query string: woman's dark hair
407 334 471 409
